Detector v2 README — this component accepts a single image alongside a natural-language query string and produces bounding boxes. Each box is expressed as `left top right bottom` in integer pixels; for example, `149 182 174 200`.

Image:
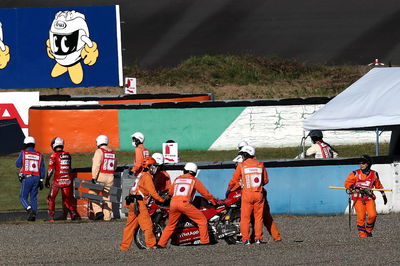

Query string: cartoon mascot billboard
0 22 11 69
46 10 99 84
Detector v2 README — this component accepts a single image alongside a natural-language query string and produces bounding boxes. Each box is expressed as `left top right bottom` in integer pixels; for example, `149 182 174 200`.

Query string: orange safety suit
154 170 171 192
261 189 282 241
228 158 268 242
228 188 281 241
131 144 150 176
344 169 384 238
120 171 164 250
157 173 217 247
90 146 116 221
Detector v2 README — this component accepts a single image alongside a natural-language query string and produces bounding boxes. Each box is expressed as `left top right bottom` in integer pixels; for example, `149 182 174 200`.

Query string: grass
10 55 371 100
124 55 370 99
0 143 388 212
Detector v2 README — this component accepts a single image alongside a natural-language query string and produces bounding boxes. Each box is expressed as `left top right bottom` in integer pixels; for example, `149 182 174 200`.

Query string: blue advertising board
196 164 356 215
0 6 122 89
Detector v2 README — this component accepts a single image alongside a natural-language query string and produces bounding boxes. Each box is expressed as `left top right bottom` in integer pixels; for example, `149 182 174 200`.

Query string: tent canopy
304 67 400 131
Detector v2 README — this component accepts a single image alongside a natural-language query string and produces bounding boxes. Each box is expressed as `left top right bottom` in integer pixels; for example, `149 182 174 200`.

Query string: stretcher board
73 178 122 204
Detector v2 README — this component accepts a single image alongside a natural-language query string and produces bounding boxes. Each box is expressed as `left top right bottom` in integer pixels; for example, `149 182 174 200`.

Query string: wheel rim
135 223 164 249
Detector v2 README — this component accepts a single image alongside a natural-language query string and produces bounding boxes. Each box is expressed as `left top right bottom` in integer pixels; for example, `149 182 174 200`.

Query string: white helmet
24 136 35 145
51 137 64 149
184 162 198 175
237 140 249 150
131 132 145 144
152 153 164 165
96 135 108 147
239 145 255 157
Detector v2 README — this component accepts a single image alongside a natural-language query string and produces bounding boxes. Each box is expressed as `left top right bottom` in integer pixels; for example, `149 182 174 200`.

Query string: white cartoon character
0 22 11 69
46 10 99 84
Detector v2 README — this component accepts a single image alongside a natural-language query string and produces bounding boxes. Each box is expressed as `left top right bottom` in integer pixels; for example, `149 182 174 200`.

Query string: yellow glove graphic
80 36 99 66
0 44 10 69
46 39 55 59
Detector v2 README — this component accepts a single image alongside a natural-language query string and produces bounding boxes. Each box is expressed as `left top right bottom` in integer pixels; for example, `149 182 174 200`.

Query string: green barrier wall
118 107 245 151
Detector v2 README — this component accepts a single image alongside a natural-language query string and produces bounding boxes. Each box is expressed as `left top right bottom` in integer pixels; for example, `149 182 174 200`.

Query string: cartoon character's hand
46 39 55 59
80 36 98 66
0 43 10 69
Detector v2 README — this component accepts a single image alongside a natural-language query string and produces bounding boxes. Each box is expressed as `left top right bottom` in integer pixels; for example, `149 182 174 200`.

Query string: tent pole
302 130 306 157
375 127 379 156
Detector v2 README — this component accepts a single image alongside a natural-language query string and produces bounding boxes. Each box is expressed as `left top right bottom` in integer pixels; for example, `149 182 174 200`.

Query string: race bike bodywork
134 190 242 248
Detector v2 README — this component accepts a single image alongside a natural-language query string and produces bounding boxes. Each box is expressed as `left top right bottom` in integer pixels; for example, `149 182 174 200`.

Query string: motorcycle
134 190 242 249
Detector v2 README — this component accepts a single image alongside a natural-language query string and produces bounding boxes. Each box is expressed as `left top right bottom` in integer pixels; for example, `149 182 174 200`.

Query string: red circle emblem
254 177 260 183
32 164 36 168
110 163 114 167
180 187 186 192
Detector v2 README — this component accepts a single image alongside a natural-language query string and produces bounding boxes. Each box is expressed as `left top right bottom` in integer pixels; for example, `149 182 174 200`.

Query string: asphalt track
1 213 399 265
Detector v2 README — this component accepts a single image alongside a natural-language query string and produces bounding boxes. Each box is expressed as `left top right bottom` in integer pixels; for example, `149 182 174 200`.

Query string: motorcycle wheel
224 209 241 245
134 223 164 249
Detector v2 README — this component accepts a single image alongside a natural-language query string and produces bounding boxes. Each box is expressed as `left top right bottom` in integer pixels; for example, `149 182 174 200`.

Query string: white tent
304 67 400 131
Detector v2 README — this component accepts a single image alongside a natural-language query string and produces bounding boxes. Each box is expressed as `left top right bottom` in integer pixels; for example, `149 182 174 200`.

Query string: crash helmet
142 157 156 168
142 157 157 174
24 136 36 145
131 132 145 146
237 140 249 150
96 135 108 147
184 162 198 176
51 137 64 151
239 145 256 157
360 154 373 167
152 153 164 166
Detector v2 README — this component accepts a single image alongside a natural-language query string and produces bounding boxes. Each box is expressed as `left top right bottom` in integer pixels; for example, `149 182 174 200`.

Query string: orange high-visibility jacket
132 144 150 175
170 173 217 204
344 169 384 201
130 171 164 203
228 158 268 192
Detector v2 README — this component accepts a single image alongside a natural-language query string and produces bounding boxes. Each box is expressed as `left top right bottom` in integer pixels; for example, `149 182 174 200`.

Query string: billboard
0 5 122 89
0 91 39 136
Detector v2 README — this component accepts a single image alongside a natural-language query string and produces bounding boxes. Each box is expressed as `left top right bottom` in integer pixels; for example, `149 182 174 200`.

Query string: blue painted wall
197 164 357 215
0 6 120 89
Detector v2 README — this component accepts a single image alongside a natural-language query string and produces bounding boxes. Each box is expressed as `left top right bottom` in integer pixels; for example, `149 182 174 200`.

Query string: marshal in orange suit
119 157 164 250
157 162 218 247
228 145 268 245
231 140 281 242
130 132 150 176
344 155 387 238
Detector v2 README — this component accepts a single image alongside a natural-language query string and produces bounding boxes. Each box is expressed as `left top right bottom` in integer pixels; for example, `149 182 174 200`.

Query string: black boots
27 208 36 221
94 212 104 220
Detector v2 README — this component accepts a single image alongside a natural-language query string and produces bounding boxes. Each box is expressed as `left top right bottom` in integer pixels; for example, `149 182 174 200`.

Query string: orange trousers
158 199 209 247
263 201 282 241
119 201 156 250
354 199 377 238
241 191 264 242
250 200 282 241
